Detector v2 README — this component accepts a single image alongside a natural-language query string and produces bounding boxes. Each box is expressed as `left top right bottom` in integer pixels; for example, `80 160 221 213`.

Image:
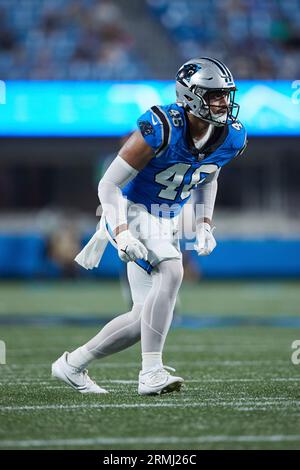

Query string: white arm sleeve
193 168 220 221
98 155 138 233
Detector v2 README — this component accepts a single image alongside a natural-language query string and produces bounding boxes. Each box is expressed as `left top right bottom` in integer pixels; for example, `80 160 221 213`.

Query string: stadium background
0 0 300 451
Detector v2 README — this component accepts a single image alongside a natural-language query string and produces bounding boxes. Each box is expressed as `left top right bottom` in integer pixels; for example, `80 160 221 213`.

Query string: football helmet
176 57 240 126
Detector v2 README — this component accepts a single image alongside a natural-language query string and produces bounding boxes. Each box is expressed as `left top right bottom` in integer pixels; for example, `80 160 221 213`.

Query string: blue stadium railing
0 234 299 278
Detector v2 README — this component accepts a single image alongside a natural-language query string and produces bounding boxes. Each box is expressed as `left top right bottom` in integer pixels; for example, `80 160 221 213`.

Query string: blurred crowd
147 0 300 79
0 0 146 79
0 0 299 80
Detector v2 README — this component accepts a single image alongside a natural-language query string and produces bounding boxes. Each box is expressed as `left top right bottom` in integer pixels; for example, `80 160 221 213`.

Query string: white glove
115 229 148 263
194 222 217 256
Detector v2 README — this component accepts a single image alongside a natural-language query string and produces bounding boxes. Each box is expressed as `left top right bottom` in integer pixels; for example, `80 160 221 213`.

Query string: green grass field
0 280 300 450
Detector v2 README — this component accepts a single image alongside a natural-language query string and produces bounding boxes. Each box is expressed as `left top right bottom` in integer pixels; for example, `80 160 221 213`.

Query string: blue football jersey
122 103 247 217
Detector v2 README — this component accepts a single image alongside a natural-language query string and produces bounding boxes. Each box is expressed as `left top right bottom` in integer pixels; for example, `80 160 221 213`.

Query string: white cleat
51 351 108 394
138 366 184 396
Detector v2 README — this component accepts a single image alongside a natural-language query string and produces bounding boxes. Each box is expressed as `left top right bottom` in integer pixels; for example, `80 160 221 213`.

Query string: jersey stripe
151 105 171 157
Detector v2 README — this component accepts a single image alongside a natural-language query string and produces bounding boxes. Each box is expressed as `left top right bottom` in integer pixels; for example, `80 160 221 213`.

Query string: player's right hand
194 223 217 256
115 229 148 262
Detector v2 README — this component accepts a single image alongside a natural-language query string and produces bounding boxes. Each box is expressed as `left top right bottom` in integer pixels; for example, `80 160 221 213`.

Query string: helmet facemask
190 87 240 127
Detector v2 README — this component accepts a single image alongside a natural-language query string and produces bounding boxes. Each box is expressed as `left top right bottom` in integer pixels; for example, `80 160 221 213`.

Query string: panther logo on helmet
177 63 202 84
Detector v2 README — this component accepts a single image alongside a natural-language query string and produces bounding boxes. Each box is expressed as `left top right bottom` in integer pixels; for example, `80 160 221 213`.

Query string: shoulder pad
229 120 247 151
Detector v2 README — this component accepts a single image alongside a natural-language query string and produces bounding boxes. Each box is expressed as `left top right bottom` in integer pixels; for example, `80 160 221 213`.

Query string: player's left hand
194 223 216 256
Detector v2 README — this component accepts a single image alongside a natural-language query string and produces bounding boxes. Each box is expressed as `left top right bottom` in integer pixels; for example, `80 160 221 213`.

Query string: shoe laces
147 365 176 382
71 366 95 385
82 369 97 386
70 365 86 375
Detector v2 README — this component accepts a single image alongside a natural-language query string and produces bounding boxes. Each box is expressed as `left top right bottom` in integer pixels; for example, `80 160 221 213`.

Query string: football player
52 57 247 395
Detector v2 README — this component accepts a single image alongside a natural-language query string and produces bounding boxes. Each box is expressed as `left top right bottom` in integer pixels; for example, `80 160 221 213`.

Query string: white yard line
0 403 204 411
8 345 284 354
1 377 300 386
181 378 300 383
0 379 139 385
1 359 290 369
1 399 300 412
0 434 300 448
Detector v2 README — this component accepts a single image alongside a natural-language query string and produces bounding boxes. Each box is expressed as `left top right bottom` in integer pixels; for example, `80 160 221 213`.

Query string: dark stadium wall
0 137 299 213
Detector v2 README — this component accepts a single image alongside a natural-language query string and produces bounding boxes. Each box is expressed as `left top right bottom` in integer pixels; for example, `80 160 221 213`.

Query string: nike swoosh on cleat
58 370 87 390
66 377 87 390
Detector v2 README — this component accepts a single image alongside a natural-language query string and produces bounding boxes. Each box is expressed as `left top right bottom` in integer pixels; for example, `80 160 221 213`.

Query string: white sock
142 352 163 372
67 345 95 369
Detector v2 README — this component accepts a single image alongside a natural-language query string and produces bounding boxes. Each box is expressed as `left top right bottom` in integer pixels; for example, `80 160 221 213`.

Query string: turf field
0 280 300 450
